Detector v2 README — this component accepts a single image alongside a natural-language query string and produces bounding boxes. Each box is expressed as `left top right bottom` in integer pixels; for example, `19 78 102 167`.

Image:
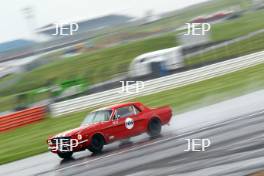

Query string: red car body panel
47 102 172 154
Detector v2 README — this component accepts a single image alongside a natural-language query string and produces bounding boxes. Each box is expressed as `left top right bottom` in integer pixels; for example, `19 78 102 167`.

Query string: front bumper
48 137 89 153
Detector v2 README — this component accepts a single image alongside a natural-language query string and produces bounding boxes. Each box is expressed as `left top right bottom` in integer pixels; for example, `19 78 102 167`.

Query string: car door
129 105 146 135
111 106 139 139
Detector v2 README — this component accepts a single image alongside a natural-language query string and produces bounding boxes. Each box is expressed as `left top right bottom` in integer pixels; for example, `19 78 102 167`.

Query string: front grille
49 137 73 152
51 137 71 145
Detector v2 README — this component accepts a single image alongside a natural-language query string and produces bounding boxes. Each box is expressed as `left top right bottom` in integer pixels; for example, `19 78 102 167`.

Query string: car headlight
48 139 52 145
77 134 82 140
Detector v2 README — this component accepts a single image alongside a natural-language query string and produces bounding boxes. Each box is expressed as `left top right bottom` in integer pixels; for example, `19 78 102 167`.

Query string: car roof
95 102 139 111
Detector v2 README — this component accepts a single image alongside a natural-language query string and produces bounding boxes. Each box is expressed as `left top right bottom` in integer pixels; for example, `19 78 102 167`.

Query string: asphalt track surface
1 90 264 176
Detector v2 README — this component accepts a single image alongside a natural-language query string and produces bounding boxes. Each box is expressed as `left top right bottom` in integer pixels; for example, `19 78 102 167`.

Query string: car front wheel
57 151 73 159
88 135 104 154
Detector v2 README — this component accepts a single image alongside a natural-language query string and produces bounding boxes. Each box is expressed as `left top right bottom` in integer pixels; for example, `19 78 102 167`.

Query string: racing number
125 118 134 129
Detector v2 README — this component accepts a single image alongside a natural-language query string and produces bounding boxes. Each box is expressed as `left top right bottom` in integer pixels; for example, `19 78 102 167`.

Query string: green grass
0 34 176 96
186 32 264 66
2 7 264 98
1 5 264 113
95 2 264 47
0 96 16 113
1 63 264 164
128 0 251 34
211 10 264 41
92 0 251 44
0 111 88 164
136 63 264 110
2 29 264 112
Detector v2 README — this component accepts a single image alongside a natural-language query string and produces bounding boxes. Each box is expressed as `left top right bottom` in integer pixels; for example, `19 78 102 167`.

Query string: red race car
47 102 172 159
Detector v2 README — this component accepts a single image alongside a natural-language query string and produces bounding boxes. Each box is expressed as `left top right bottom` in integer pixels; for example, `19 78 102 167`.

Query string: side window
132 105 141 115
116 106 136 118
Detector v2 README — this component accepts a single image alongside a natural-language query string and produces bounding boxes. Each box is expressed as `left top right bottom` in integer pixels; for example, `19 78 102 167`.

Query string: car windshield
81 110 112 126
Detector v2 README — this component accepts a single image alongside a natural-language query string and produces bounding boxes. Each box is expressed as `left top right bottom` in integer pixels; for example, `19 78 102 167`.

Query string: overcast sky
0 0 209 43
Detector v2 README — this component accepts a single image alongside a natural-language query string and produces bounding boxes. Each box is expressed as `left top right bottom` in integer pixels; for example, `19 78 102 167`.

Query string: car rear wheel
147 118 162 138
57 151 73 159
88 135 104 154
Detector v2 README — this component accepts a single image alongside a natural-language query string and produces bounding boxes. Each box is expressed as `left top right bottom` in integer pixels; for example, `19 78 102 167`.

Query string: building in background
36 14 133 39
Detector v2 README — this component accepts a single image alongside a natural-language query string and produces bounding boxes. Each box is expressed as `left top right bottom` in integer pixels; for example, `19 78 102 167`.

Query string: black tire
57 151 73 159
147 118 162 138
88 134 104 154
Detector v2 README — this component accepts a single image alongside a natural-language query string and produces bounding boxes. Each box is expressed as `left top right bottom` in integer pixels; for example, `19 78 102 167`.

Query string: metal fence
50 50 264 116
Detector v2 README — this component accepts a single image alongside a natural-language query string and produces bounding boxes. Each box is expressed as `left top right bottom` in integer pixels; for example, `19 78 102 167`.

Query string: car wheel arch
149 116 161 124
90 133 106 144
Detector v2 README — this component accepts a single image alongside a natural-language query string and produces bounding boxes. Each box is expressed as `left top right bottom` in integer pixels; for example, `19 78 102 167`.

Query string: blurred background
0 0 264 112
1 0 264 171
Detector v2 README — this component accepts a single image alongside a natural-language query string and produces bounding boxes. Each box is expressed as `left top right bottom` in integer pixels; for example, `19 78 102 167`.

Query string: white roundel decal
125 118 134 129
